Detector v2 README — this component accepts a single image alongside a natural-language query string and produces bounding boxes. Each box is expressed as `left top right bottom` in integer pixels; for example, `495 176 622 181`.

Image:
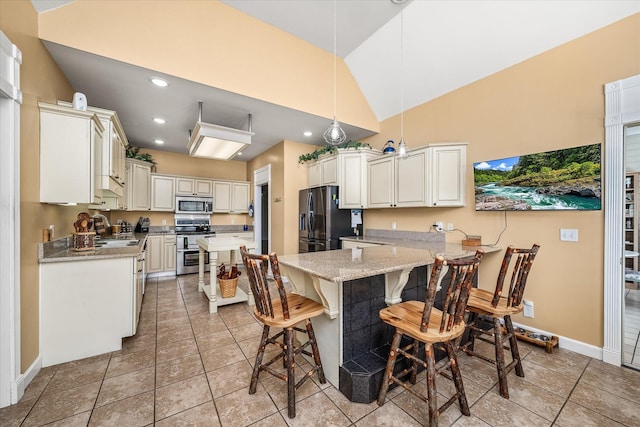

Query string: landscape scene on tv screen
474 143 601 211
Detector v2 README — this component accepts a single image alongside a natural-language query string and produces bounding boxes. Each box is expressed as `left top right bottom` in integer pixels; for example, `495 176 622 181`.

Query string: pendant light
323 0 347 146
397 8 409 159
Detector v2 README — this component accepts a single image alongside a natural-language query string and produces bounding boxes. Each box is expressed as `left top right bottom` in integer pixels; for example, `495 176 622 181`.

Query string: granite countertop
277 243 489 283
38 233 147 263
340 229 501 252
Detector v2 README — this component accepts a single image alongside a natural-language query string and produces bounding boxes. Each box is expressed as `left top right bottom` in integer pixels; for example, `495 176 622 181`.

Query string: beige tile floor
3 274 640 427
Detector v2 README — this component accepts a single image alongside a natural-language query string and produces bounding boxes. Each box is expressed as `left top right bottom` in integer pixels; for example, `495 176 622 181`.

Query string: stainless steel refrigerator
299 185 359 253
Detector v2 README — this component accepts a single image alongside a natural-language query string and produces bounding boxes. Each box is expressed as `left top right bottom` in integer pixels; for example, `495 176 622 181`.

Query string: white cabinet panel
366 143 466 208
146 234 177 275
151 175 175 211
39 102 104 204
214 181 250 213
175 177 213 196
126 159 151 211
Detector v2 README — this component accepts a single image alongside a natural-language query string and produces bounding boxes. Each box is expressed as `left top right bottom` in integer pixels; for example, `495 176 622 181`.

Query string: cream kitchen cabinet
175 177 213 196
151 175 176 211
59 102 128 195
40 256 138 366
146 234 176 276
307 155 338 187
338 150 379 209
213 181 250 213
367 143 466 208
126 159 151 211
39 102 104 205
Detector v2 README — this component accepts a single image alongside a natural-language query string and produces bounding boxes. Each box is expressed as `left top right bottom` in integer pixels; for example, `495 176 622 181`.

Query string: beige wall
112 147 249 227
36 0 379 133
246 140 312 255
361 14 640 347
0 0 77 371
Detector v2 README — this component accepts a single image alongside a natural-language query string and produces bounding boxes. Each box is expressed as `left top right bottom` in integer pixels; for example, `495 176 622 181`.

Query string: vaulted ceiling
31 0 639 160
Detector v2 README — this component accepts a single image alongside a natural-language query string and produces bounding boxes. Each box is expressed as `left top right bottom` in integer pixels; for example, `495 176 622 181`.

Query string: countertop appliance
175 195 213 215
175 214 214 275
135 217 150 233
299 185 359 253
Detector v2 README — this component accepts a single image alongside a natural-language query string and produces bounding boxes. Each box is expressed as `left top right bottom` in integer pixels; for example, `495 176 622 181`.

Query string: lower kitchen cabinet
39 256 139 367
146 234 177 276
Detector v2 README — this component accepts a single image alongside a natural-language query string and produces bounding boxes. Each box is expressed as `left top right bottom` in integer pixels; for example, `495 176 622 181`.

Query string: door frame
603 74 640 366
253 164 271 254
0 31 22 407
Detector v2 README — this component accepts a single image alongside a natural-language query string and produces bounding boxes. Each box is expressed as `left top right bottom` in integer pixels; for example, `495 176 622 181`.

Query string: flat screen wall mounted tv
473 143 601 211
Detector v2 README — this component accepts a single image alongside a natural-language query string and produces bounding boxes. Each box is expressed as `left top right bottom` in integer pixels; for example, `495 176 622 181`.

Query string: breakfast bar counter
277 243 500 402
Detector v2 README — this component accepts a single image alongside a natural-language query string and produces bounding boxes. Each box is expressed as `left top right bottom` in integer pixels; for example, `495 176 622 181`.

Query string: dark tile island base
339 266 462 403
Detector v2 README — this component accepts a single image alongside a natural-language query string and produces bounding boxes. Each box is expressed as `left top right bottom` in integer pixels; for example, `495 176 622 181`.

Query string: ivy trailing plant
126 146 156 166
298 140 372 164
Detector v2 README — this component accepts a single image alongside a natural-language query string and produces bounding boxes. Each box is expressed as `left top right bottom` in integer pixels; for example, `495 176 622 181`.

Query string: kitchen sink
94 239 139 248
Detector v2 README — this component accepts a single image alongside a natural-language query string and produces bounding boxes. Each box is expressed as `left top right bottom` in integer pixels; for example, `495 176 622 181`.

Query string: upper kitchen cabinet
306 149 380 208
39 102 104 204
58 102 128 196
213 181 250 213
125 159 151 211
151 174 176 211
307 155 338 187
367 143 467 208
175 177 213 197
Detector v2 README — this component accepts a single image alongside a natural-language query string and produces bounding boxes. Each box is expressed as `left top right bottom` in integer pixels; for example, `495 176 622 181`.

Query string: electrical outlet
523 299 534 318
162 219 167 225
560 228 578 242
446 223 454 231
391 222 396 230
231 218 235 225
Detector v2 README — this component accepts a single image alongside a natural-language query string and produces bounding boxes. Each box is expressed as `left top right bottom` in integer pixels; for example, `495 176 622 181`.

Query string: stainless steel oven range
175 214 214 275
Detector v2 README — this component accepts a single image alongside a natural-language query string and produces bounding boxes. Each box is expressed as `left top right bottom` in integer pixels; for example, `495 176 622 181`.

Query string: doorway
253 165 271 256
623 124 640 369
604 74 640 367
260 184 269 254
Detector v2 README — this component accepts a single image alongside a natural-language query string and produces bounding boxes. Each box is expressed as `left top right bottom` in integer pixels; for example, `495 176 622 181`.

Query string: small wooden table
196 236 257 313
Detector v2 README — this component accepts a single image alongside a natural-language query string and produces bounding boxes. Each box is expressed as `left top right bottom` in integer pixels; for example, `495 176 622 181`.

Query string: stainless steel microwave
175 196 213 214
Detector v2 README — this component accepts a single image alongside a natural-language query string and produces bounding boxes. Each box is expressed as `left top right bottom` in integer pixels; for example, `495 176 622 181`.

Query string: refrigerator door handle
300 213 306 231
307 192 313 233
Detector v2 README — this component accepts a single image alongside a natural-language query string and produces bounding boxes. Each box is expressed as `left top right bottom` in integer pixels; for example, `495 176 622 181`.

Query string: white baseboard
14 355 41 403
512 321 603 361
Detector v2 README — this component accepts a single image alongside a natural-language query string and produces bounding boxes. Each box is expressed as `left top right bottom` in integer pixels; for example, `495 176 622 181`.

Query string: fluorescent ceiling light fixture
187 102 253 161
154 139 165 145
153 117 166 124
151 77 168 87
304 131 313 137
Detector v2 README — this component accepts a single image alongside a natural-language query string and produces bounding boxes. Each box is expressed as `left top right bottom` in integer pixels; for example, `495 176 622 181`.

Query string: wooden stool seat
460 243 540 400
377 251 484 427
253 294 324 328
240 246 326 419
379 301 466 344
467 289 524 317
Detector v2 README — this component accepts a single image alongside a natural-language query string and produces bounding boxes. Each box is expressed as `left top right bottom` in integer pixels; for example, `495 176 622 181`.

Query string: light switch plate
560 228 578 241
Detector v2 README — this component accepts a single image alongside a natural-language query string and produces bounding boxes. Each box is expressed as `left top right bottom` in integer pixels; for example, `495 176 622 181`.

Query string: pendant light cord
400 9 404 140
333 0 337 120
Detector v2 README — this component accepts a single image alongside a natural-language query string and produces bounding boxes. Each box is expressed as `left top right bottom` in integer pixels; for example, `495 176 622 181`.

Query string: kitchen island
196 236 257 313
277 243 500 403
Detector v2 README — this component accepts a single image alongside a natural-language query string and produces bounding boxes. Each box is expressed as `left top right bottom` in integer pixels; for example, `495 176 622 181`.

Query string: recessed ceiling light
151 77 168 87
304 131 313 137
154 139 165 145
153 117 166 124
236 152 243 156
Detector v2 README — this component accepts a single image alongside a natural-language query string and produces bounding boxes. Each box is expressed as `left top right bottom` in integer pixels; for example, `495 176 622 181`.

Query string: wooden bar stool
377 250 484 427
460 243 540 399
239 246 326 418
